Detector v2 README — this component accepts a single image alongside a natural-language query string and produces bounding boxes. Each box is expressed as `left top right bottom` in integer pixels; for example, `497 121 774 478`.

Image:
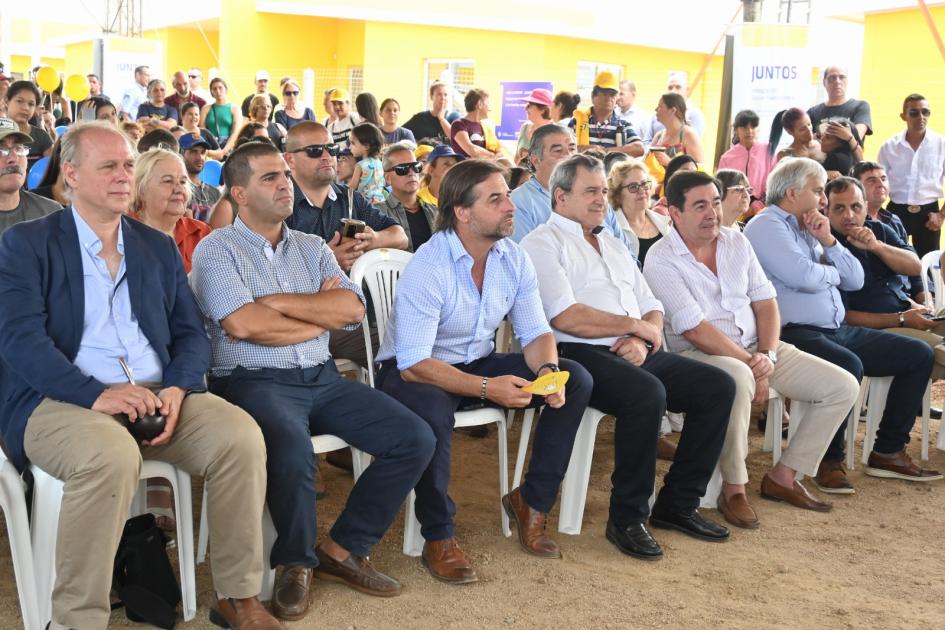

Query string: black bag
111 513 181 629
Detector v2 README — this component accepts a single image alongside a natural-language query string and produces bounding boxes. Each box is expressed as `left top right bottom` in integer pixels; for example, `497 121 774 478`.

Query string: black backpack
111 513 181 629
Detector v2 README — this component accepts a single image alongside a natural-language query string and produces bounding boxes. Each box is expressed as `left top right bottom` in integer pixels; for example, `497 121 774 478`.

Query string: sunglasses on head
386 161 423 176
908 108 931 118
291 143 340 158
284 90 299 96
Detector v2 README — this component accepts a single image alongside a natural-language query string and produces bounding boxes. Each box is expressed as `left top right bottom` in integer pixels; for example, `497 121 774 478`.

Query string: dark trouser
329 325 381 370
210 362 435 566
888 201 940 258
557 344 734 526
376 353 592 542
780 324 933 461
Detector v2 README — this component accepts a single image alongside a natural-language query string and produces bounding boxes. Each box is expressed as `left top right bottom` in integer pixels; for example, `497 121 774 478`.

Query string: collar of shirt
444 228 508 264
295 181 338 209
234 215 289 258
766 204 801 231
72 206 126 263
589 110 620 126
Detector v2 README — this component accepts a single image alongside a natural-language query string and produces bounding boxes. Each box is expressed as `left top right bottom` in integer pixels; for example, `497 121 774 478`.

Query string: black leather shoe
605 520 663 560
930 406 942 420
649 503 730 542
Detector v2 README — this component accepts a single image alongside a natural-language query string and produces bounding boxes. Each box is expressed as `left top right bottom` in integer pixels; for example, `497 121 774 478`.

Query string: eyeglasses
386 161 423 176
728 185 754 196
290 143 340 158
187 74 198 79
908 108 931 118
0 145 29 158
619 181 652 194
284 91 299 96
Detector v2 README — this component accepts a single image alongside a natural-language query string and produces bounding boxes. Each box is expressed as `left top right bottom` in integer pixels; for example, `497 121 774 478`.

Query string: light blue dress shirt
510 176 633 253
744 204 864 329
71 208 163 385
375 229 552 371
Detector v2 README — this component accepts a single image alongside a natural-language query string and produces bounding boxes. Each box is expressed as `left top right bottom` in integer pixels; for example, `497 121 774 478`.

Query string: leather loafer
314 545 401 597
813 460 855 495
656 436 676 462
649 503 729 542
605 519 663 560
421 538 478 584
865 449 944 482
210 596 281 629
717 492 760 529
501 488 561 558
271 565 313 621
760 473 832 512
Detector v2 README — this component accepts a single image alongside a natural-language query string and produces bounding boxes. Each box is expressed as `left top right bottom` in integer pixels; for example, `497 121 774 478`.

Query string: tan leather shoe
501 488 562 558
271 566 313 621
656 436 676 462
717 492 759 529
314 545 401 597
865 449 944 482
760 473 832 512
813 460 855 495
209 596 281 629
421 538 478 584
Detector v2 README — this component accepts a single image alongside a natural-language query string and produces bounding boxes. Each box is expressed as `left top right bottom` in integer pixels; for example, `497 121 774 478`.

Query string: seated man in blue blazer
0 121 278 630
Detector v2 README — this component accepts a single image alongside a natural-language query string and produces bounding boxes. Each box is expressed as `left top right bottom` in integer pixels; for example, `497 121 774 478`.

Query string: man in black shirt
374 142 435 252
240 70 279 121
402 82 453 145
808 66 872 146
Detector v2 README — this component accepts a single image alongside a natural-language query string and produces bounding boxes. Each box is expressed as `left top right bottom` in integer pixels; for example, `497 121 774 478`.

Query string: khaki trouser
680 341 859 484
24 392 267 629
884 324 945 380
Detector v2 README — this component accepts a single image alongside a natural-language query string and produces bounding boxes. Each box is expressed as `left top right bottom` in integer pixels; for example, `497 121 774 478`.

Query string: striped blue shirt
375 229 552 370
190 217 365 377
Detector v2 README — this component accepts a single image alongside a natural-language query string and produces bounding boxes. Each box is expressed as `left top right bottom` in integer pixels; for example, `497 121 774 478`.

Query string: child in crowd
336 146 356 186
349 122 387 203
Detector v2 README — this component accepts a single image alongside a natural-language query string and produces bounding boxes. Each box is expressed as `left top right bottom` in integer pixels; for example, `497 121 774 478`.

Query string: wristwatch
898 311 906 327
761 350 778 364
537 362 560 375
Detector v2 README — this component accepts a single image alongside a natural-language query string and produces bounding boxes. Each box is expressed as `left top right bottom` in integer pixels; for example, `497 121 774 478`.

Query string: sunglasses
619 181 652 194
908 108 931 118
728 185 754 196
386 161 423 176
291 143 340 158
284 91 299 96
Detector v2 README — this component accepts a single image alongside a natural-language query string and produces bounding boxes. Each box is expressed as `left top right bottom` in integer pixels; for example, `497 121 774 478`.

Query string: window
424 59 475 112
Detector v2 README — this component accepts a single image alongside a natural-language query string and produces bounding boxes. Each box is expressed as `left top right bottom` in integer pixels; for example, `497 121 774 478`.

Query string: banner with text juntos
730 24 814 152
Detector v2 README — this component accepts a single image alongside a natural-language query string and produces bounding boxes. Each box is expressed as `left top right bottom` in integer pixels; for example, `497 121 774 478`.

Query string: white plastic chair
0 451 40 630
850 376 933 467
919 249 944 311
196 435 367 601
349 249 511 556
30 459 197 625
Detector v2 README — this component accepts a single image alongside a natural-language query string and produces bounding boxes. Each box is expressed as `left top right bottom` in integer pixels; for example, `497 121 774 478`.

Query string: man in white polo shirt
643 170 859 529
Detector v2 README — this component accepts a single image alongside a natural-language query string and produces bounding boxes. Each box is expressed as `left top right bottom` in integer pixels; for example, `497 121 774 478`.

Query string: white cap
255 70 270 82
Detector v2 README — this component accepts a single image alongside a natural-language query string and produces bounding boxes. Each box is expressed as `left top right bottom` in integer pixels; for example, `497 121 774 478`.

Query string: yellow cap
594 71 619 92
328 88 350 102
415 144 434 161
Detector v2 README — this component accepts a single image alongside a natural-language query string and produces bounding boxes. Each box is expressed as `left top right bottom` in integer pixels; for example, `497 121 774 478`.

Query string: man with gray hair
522 154 734 560
745 158 938 494
510 123 631 246
374 141 436 251
0 117 60 233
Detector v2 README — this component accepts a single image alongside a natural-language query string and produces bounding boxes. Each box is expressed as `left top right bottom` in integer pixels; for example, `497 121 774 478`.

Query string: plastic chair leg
512 409 535 490
848 377 871 471
0 466 41 630
402 491 424 557
557 409 606 536
497 417 510 538
259 507 277 601
921 380 931 461
861 378 892 466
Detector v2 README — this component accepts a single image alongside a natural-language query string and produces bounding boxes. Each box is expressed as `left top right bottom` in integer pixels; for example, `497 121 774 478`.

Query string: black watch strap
537 362 560 374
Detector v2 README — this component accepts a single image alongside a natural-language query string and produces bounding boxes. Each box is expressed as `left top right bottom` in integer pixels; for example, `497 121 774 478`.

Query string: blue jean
780 324 933 460
210 362 435 566
377 353 592 542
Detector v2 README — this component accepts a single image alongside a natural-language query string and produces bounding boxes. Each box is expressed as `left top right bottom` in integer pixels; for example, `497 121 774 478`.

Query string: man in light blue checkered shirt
190 142 434 621
374 159 593 583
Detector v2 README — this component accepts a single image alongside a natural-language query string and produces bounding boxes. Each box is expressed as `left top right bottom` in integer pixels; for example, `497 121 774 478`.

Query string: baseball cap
179 133 211 151
522 88 553 107
427 144 465 164
338 146 353 158
0 117 33 144
594 71 619 92
255 70 270 82
415 144 434 162
329 88 350 102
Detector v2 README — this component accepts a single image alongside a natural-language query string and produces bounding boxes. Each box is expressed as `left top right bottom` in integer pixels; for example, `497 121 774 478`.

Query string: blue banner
497 81 554 141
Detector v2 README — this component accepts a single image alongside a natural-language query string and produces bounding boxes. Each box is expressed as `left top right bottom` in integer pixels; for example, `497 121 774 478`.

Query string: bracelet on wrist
480 376 488 400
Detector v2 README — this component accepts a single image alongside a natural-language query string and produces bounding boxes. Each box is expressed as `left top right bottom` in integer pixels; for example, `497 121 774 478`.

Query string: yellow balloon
35 67 60 92
64 74 88 101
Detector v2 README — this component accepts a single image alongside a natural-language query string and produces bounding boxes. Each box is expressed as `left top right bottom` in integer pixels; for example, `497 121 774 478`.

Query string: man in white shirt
118 65 150 121
616 80 652 145
644 170 860 529
877 93 945 257
521 154 733 561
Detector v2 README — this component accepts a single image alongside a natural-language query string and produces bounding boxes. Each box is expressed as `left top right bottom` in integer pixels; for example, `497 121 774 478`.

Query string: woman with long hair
649 92 704 167
551 91 580 125
378 98 416 145
768 107 823 162
355 92 382 127
718 109 772 205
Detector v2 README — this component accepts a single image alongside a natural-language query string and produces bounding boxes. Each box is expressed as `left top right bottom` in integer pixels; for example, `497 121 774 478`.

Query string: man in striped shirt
570 71 644 157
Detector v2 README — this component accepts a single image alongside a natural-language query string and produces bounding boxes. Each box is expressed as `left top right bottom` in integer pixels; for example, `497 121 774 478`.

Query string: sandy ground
2 390 945 629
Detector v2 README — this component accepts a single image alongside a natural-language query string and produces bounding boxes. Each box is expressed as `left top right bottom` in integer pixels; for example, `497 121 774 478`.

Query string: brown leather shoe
209 596 281 629
421 538 478 584
865 449 944 482
656 436 676 461
501 488 562 558
717 492 759 529
325 448 354 472
314 545 401 597
270 566 313 621
813 460 855 495
760 473 832 512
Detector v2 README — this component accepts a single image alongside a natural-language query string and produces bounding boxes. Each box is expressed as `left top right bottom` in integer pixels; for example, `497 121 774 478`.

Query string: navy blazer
0 208 210 470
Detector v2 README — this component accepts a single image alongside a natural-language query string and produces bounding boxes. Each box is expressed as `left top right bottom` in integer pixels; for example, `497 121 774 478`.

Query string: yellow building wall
862 7 945 159
142 26 219 80
362 21 724 159
64 41 95 77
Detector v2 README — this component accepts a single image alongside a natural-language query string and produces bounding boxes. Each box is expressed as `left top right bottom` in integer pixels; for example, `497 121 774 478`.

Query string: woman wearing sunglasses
607 160 670 265
275 79 315 131
375 141 435 251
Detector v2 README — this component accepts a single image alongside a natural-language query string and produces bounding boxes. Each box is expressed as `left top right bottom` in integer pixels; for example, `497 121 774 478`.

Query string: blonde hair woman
607 160 671 264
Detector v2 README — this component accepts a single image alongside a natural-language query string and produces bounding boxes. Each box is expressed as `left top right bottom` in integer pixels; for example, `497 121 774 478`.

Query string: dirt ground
2 389 945 629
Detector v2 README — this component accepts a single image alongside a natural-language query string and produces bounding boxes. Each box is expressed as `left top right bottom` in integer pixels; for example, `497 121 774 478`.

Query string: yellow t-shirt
418 185 437 207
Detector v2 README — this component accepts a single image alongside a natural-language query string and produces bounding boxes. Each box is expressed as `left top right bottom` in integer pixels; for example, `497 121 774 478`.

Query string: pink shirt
718 142 774 201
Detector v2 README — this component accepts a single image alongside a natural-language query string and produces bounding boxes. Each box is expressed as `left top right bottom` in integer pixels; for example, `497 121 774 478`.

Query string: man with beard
180 133 220 223
0 117 60 233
